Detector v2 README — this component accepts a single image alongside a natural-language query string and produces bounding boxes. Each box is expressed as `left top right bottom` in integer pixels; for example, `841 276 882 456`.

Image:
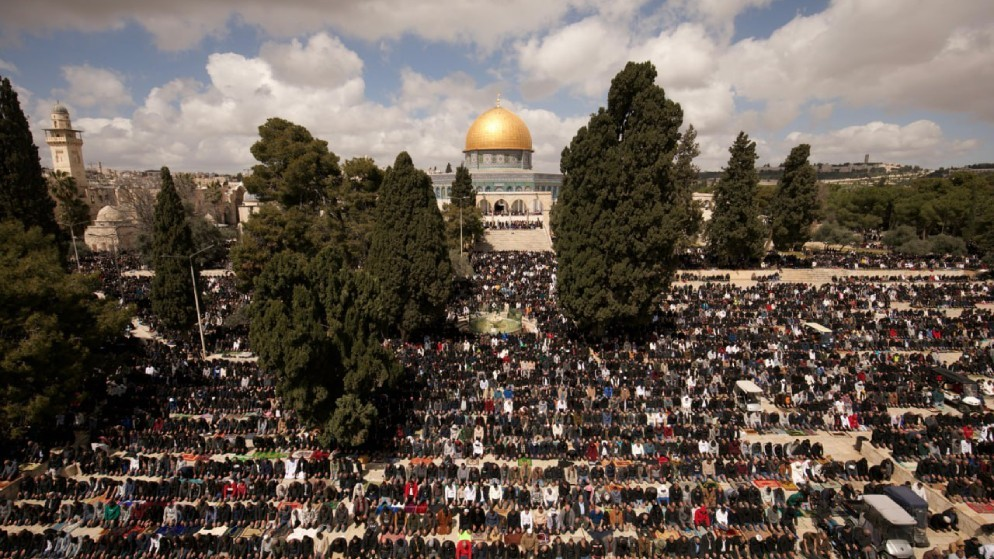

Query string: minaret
44 102 88 189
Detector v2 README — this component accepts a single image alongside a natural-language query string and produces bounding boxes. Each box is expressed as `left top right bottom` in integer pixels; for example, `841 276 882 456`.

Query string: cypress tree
671 125 704 249
552 61 688 334
445 164 482 252
706 132 766 267
367 152 452 338
150 166 197 330
770 143 818 250
0 77 58 237
450 165 475 208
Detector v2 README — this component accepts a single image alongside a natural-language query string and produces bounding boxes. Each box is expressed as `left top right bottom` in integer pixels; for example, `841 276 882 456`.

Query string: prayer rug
968 502 994 514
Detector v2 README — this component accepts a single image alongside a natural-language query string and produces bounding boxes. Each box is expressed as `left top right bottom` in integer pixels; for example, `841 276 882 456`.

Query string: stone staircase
477 228 553 252
781 267 841 286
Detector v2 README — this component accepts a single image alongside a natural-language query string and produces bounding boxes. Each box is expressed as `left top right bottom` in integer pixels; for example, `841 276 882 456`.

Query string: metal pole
190 258 208 360
459 204 464 255
69 226 81 272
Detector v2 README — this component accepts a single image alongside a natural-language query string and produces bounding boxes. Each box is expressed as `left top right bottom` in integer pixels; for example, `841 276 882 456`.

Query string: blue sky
1 0 991 173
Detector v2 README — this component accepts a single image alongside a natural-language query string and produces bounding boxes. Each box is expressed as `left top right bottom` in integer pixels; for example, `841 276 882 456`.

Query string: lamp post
451 196 472 255
166 244 215 360
66 220 89 272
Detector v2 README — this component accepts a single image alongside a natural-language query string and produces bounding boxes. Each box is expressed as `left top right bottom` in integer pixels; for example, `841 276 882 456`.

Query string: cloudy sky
2 0 992 173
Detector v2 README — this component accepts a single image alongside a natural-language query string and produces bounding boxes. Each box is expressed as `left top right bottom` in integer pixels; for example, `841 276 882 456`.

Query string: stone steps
478 228 553 252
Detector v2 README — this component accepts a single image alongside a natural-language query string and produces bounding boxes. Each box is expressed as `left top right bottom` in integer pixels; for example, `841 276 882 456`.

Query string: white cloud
785 120 979 166
665 0 775 40
55 65 132 112
259 33 363 89
29 33 583 175
0 58 17 74
517 17 630 99
0 0 587 51
16 1 994 172
720 0 994 125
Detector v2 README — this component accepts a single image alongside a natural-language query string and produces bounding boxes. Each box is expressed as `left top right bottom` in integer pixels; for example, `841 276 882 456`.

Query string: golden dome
465 106 533 152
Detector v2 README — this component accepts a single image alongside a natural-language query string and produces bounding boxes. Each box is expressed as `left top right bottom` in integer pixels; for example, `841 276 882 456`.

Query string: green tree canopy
813 222 858 248
450 165 475 208
367 152 452 338
770 144 818 250
706 131 766 267
150 167 198 330
336 156 384 260
0 221 129 441
341 156 384 194
552 61 691 334
231 204 342 290
249 247 401 447
0 77 59 238
244 118 341 208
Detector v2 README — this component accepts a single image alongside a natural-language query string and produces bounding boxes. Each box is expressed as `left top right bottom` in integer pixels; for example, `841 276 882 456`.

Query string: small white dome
95 204 136 223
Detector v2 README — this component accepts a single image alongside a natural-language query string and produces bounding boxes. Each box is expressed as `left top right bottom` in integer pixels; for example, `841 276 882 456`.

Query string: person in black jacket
347 535 363 559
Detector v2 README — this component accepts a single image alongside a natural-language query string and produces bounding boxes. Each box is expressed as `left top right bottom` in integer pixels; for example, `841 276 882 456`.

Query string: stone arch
511 200 526 215
493 199 509 215
479 199 492 215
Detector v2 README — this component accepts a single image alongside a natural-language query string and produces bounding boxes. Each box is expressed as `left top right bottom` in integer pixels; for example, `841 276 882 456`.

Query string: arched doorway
532 198 544 213
511 200 526 215
493 199 508 215
479 199 492 215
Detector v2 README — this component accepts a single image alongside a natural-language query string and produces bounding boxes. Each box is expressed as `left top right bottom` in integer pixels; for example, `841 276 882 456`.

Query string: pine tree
552 61 689 334
706 132 766 267
445 162 453 173
244 117 341 208
0 77 59 238
150 167 197 330
0 221 130 441
367 152 452 338
770 144 818 250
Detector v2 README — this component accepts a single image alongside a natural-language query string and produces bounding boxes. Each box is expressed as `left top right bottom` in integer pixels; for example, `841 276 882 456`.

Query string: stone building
84 205 138 252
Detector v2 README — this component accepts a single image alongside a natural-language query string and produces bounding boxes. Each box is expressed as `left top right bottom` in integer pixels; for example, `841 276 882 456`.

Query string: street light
451 196 473 255
165 244 215 359
67 220 89 272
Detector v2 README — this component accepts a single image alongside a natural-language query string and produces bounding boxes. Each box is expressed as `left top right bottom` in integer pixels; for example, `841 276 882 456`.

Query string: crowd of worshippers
831 278 994 308
865 409 994 502
483 219 544 230
677 248 983 271
2 250 993 558
676 273 731 283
